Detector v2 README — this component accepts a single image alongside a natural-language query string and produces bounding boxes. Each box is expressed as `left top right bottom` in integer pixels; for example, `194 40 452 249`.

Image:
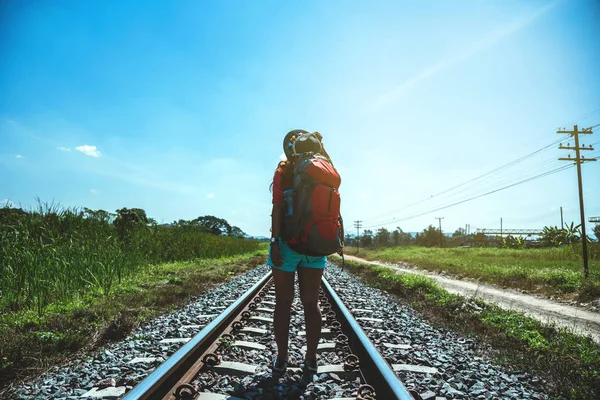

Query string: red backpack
282 152 344 256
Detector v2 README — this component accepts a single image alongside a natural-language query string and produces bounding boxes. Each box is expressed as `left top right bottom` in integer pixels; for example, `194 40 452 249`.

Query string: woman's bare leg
297 267 324 361
272 268 295 361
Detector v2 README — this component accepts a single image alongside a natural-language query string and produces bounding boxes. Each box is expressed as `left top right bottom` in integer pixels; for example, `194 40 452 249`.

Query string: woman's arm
271 203 284 239
270 203 284 266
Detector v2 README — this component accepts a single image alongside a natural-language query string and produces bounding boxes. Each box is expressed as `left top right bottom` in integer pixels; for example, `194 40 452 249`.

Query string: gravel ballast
3 266 271 400
324 266 550 400
3 263 553 399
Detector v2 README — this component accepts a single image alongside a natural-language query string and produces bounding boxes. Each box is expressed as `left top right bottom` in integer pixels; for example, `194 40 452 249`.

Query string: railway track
5 264 549 399
122 271 414 400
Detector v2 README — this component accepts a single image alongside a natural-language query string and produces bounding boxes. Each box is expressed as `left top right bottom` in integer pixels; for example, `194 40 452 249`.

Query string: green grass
350 245 600 300
0 203 260 316
331 257 600 400
0 202 266 391
0 251 268 391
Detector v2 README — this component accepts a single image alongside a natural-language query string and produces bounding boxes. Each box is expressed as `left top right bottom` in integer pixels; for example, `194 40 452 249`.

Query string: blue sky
1 0 599 237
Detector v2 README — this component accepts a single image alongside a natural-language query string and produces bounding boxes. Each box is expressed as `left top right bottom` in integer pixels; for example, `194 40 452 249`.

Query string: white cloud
1 199 15 208
75 145 101 158
207 193 215 199
90 189 98 195
15 154 24 159
361 192 368 199
57 146 71 152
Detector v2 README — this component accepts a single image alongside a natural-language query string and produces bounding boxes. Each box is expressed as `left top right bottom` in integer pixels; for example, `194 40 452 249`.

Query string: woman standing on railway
268 129 343 377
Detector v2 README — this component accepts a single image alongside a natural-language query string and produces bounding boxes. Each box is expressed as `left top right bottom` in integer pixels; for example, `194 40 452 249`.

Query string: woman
268 130 330 376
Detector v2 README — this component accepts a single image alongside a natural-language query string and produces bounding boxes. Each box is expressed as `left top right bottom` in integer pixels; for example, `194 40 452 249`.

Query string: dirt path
343 254 600 343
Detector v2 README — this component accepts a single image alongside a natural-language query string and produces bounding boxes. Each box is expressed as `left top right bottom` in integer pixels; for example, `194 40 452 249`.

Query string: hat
293 132 323 154
283 129 308 160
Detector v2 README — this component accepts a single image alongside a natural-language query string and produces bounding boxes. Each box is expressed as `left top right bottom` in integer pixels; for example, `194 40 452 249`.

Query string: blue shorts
267 239 326 272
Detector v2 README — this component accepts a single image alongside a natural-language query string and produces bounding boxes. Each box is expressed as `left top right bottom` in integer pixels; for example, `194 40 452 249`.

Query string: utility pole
435 217 444 247
558 124 596 278
560 206 564 229
354 220 362 254
500 218 503 239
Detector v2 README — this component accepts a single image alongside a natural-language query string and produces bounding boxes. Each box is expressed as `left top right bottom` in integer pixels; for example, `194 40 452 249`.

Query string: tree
415 225 441 247
0 206 27 224
114 208 149 239
564 222 582 243
344 234 355 247
540 225 569 247
172 219 208 232
229 226 247 238
193 215 232 236
361 229 373 248
594 224 600 242
84 208 115 223
502 235 527 249
115 208 148 225
452 227 466 238
375 227 390 247
452 227 468 246
392 227 413 246
392 229 400 246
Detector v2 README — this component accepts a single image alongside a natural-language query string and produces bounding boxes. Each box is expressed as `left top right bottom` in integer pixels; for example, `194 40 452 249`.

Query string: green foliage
193 215 232 236
344 234 355 247
501 235 527 249
481 312 550 351
356 245 600 299
374 227 390 247
0 253 264 389
360 229 373 247
0 202 259 316
415 225 443 247
357 227 413 249
540 223 584 247
229 226 246 238
392 227 413 246
452 227 466 238
331 256 600 399
114 207 149 241
593 224 600 242
541 225 568 247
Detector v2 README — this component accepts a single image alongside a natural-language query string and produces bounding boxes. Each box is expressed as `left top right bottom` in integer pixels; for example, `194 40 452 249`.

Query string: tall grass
356 245 600 298
0 202 259 315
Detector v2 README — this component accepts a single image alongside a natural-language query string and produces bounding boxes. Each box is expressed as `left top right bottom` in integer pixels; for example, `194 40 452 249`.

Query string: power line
362 164 574 229
571 108 600 125
359 114 598 231
365 138 563 223
364 118 598 225
366 152 565 225
366 153 573 228
364 164 573 228
368 132 598 227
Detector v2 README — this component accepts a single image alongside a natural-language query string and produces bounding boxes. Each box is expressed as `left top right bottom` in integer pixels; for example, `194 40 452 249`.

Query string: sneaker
303 358 318 374
272 356 287 374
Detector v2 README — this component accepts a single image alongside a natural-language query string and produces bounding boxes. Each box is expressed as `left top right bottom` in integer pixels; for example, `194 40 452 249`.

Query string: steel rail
123 271 272 400
321 276 414 400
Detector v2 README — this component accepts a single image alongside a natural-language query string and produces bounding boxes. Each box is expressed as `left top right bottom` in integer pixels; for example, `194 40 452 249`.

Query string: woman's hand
271 243 284 267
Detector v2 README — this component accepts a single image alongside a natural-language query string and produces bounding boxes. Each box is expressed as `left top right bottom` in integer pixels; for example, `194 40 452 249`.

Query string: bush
0 203 258 315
